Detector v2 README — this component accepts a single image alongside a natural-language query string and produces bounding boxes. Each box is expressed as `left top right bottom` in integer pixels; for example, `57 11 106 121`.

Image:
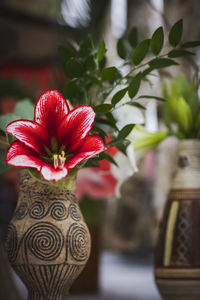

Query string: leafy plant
133 73 200 157
0 19 200 177
162 73 200 139
57 19 198 160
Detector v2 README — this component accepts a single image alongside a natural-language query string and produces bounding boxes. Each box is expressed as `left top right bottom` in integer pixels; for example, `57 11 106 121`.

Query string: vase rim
178 139 200 147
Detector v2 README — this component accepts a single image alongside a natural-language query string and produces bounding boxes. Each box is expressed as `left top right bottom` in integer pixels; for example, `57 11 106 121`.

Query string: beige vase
154 140 200 300
5 170 91 300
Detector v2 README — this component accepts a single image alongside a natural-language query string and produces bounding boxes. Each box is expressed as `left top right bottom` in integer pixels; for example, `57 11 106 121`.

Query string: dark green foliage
150 27 164 55
169 19 183 46
64 58 84 78
128 73 141 98
129 27 138 47
118 124 135 140
55 23 200 165
97 40 106 61
111 88 127 106
79 36 94 57
94 104 113 114
168 49 194 58
149 58 179 69
181 41 200 48
101 67 120 81
131 39 150 65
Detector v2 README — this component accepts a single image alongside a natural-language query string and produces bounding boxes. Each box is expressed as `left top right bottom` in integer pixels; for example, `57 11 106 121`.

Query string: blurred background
0 0 200 299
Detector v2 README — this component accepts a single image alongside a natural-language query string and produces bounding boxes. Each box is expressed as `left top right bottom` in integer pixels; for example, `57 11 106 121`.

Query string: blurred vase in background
155 140 200 300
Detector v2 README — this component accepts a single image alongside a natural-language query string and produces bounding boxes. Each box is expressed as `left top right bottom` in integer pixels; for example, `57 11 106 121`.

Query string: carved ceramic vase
154 140 200 300
5 170 91 300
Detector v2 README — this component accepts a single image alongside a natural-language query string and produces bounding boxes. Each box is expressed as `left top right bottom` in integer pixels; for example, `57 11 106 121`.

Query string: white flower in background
133 125 168 161
111 101 145 196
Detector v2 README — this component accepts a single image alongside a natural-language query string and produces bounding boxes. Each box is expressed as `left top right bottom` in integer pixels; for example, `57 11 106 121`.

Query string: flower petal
6 140 43 170
40 165 68 182
58 106 95 152
6 141 68 182
34 90 70 137
66 135 106 169
6 120 48 155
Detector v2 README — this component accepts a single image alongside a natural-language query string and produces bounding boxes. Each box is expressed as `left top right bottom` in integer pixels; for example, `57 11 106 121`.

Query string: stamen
53 154 58 169
59 154 66 169
61 150 65 157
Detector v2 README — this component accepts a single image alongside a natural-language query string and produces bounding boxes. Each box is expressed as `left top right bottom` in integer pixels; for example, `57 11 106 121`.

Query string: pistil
53 154 59 169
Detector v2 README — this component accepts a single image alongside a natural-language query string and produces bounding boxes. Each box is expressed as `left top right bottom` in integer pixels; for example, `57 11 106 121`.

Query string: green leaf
118 124 135 140
57 44 74 62
87 75 102 86
99 56 107 69
142 67 153 77
97 40 106 61
98 152 118 167
94 104 113 114
14 99 34 120
117 39 127 59
181 41 200 48
96 117 117 129
149 58 178 69
79 35 94 57
150 26 164 55
101 67 119 81
129 27 138 47
0 149 10 174
131 39 150 65
137 95 166 102
63 81 78 99
85 56 97 71
169 19 183 46
106 112 118 130
84 160 100 168
64 57 83 79
0 113 21 133
126 102 146 110
116 140 131 155
168 49 195 58
92 125 108 138
111 88 127 106
128 73 141 98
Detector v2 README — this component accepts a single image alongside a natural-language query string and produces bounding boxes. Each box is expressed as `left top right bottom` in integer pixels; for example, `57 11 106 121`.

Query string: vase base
156 278 200 300
28 292 64 300
13 263 84 300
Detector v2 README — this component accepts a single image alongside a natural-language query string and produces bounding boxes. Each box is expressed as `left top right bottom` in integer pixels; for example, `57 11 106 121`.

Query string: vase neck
18 170 77 205
172 140 200 189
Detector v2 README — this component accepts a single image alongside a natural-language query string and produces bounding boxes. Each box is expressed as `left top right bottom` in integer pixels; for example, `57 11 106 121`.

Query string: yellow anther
53 152 66 169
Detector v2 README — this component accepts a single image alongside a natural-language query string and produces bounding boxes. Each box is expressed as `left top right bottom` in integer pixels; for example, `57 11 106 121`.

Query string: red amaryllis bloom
6 90 106 181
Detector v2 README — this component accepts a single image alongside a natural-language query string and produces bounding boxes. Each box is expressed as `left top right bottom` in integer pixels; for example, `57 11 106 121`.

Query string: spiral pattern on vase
68 204 81 222
24 222 64 261
5 224 18 264
50 202 67 221
29 201 45 219
15 202 28 220
66 223 89 263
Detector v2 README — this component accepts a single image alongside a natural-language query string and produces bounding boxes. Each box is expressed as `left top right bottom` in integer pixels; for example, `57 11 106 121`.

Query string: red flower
6 90 106 181
77 144 118 200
